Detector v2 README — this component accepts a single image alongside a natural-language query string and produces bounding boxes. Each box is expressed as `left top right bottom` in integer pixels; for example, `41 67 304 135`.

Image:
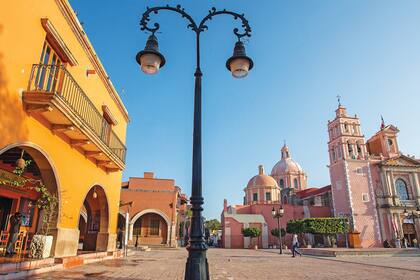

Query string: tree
303 218 348 234
242 227 261 248
204 219 221 234
286 218 349 247
271 228 286 238
286 219 307 247
286 220 305 234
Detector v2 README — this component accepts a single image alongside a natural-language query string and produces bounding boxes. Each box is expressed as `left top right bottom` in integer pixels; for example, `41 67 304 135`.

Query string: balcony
23 64 126 171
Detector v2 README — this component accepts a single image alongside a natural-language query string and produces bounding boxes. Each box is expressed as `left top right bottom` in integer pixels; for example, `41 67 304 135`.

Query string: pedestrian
292 234 302 257
6 212 23 256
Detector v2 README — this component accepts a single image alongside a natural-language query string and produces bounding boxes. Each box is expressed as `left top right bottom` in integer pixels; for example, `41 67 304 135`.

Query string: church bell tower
327 99 381 247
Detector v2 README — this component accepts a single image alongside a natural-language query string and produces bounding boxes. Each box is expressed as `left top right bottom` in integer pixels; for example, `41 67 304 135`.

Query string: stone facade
328 104 420 247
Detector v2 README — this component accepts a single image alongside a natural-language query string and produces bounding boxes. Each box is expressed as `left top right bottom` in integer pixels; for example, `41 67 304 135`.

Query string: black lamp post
136 5 253 280
272 206 285 254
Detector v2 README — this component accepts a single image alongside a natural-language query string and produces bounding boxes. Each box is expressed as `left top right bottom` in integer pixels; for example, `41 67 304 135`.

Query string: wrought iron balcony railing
25 64 126 166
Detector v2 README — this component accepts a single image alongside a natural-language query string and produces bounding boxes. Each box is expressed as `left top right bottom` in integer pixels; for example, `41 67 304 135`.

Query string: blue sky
70 0 420 219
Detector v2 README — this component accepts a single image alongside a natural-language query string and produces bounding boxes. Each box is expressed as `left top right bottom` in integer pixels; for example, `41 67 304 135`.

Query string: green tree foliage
271 228 286 237
242 227 261 238
286 218 348 235
286 219 306 234
304 218 348 234
204 219 221 233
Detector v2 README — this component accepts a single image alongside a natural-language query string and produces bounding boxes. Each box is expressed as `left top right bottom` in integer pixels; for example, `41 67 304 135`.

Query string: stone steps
0 250 127 279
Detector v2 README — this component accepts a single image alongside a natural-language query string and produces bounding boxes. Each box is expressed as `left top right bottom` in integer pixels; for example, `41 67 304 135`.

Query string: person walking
292 234 302 257
6 212 22 255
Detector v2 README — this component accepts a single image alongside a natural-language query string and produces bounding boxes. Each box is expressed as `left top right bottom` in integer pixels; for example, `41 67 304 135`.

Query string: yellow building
0 0 129 257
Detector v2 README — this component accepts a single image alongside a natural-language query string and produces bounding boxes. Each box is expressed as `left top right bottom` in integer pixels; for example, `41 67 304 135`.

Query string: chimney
223 199 228 211
258 165 265 175
144 172 154 179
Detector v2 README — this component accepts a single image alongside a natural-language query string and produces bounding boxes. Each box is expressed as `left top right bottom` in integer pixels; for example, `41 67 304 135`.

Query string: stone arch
129 209 171 245
0 142 62 225
78 184 110 252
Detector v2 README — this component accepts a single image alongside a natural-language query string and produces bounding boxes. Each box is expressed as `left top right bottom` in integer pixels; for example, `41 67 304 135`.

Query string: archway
0 143 60 254
131 210 170 246
78 185 109 252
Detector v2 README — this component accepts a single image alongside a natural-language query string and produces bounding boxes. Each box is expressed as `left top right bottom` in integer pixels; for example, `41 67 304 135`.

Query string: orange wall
0 0 129 235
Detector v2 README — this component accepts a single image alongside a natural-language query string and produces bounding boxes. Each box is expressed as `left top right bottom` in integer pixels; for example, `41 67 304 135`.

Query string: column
129 223 134 241
388 171 398 205
411 172 420 203
262 223 268 249
243 223 250 248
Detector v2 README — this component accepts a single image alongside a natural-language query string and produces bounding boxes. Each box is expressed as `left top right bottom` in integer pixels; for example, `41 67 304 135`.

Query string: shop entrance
0 197 13 230
403 223 417 247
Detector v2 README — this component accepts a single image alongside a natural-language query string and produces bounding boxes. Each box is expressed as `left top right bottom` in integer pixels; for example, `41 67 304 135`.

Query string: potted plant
242 227 261 249
29 184 58 258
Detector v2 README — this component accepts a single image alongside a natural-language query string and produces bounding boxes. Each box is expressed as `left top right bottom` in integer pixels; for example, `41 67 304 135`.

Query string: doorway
403 223 416 247
0 196 13 231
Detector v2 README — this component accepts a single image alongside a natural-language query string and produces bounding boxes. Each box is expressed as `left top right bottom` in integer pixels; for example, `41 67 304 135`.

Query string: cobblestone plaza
29 249 420 280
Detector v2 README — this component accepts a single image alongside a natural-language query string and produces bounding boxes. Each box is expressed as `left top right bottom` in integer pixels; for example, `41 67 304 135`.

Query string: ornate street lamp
272 206 284 254
136 5 253 280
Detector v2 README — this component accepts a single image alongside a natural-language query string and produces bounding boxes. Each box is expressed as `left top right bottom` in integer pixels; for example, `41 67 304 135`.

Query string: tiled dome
247 165 278 188
271 144 304 176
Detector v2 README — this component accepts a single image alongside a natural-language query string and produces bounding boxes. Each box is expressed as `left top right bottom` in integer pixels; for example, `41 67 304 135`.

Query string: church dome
247 165 278 189
271 144 304 176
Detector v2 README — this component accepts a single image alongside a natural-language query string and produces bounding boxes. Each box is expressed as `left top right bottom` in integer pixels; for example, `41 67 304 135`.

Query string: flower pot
30 235 53 259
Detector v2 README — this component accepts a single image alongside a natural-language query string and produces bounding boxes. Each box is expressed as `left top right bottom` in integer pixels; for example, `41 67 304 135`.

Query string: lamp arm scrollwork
140 5 198 34
140 5 252 40
198 7 252 40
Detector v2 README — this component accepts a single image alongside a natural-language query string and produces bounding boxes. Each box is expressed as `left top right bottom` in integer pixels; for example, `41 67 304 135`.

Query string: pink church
221 103 420 249
328 103 420 248
221 147 332 249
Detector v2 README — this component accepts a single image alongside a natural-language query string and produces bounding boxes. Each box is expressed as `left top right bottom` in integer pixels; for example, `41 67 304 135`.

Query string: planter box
31 235 53 259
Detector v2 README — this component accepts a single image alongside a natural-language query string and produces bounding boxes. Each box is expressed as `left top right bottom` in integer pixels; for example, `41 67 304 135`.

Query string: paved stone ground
29 248 420 280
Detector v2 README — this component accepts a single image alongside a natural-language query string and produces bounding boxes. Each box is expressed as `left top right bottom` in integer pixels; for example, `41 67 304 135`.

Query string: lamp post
136 5 253 280
272 206 285 254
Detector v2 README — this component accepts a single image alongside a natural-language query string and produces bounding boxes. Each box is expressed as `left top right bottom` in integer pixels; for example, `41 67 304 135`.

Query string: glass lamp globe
140 53 162 75
279 207 285 215
229 58 250 78
272 207 276 217
136 34 166 75
226 40 253 79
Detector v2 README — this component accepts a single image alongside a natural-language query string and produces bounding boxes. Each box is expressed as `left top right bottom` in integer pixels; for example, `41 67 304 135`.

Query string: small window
356 143 362 155
356 167 363 174
253 193 258 202
335 180 342 191
395 179 409 200
279 179 284 189
265 192 271 201
348 141 353 155
149 218 160 236
362 193 369 202
294 178 299 188
344 123 348 132
331 148 336 161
